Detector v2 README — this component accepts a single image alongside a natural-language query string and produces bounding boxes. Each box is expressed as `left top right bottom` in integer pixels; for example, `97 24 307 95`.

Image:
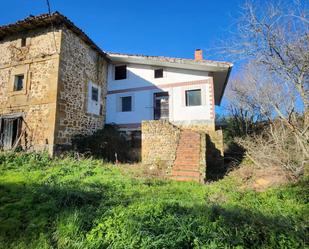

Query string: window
91 87 98 101
131 131 141 148
121 96 132 112
115 65 127 80
0 117 22 150
154 68 163 78
14 75 24 91
100 104 103 115
21 37 27 47
185 89 201 106
87 82 101 115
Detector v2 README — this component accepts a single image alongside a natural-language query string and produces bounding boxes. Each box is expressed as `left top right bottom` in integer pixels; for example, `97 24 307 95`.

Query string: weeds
0 153 307 248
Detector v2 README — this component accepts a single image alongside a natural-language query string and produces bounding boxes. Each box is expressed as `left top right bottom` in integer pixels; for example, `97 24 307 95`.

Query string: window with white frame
185 89 202 106
87 82 101 115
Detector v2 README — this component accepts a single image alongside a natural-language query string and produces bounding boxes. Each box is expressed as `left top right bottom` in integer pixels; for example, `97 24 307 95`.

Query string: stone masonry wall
0 27 62 154
142 120 181 171
141 120 224 182
54 27 108 148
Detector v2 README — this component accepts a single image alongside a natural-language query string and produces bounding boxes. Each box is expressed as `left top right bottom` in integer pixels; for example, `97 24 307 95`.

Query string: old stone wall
177 123 215 134
205 130 225 179
0 27 62 154
141 120 224 182
142 120 181 171
54 27 108 149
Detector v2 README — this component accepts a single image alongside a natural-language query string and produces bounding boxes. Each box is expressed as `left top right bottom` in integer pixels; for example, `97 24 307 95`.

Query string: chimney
194 49 203 61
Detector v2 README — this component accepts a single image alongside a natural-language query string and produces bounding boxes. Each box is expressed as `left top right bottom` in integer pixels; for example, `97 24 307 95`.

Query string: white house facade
106 50 232 131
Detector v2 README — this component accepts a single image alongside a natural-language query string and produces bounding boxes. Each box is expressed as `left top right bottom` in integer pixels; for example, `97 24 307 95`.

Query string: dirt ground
228 160 290 191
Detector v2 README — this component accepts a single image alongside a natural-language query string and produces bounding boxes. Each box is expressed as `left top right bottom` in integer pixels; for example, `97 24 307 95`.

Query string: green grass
0 153 308 249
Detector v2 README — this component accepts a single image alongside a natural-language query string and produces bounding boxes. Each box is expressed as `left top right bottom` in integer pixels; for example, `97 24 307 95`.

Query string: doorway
0 117 22 150
154 92 169 120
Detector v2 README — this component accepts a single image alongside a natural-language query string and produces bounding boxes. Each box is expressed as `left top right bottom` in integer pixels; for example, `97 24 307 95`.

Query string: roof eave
108 53 233 106
107 54 231 72
216 65 233 106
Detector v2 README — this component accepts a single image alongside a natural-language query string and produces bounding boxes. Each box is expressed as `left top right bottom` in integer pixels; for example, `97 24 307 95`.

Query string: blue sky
1 0 244 59
1 0 245 113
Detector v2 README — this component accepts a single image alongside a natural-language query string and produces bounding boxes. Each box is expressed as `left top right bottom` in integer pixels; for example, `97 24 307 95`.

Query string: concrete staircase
171 130 202 182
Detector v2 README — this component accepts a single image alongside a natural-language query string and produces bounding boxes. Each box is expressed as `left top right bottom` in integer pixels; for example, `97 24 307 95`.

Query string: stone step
170 176 200 182
171 170 200 177
173 167 200 172
176 150 199 154
175 154 199 157
171 129 202 182
180 133 200 137
176 151 200 154
175 155 199 159
174 160 200 165
174 158 199 162
173 163 199 167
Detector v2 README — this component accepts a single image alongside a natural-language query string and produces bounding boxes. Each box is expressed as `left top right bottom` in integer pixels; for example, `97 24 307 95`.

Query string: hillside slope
0 153 307 249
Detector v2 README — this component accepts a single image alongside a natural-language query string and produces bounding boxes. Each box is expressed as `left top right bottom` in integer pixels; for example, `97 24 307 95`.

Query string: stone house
0 13 233 182
0 13 108 155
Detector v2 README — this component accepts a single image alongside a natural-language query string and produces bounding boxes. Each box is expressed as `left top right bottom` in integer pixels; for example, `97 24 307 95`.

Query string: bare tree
222 0 309 176
228 64 307 177
224 69 266 137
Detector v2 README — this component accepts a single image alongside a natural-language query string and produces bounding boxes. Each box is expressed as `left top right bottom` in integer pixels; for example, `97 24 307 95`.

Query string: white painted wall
106 63 214 128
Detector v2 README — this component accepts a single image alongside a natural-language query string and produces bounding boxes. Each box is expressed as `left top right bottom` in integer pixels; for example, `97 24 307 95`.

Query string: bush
72 124 130 162
236 121 307 179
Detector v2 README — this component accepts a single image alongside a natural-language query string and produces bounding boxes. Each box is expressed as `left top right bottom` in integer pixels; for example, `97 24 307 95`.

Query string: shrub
72 124 130 162
236 121 307 179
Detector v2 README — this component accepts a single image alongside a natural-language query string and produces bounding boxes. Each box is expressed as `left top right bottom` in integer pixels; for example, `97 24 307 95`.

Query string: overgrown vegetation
219 0 309 179
72 124 130 162
0 153 307 249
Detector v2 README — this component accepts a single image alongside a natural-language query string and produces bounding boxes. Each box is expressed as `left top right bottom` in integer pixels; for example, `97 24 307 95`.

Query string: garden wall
141 120 181 171
141 120 224 182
